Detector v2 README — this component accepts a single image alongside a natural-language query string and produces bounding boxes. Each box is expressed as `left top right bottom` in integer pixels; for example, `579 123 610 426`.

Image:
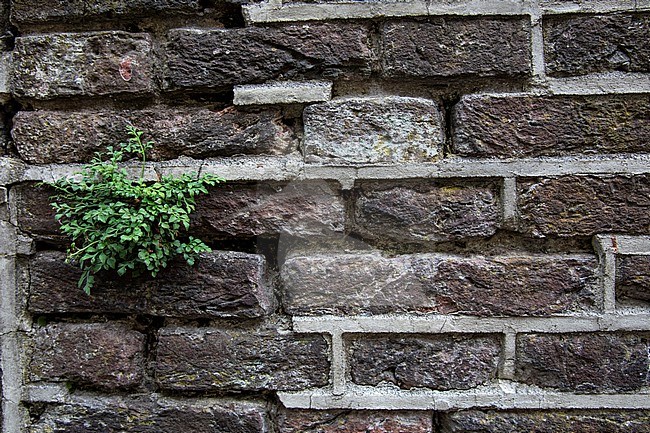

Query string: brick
518 175 650 237
278 409 433 433
31 397 268 433
453 94 650 158
616 255 650 303
30 323 145 390
164 24 371 90
381 18 531 78
282 253 599 316
441 410 650 433
13 32 155 100
353 180 500 245
28 250 272 318
303 97 444 165
545 13 650 76
11 0 208 26
13 107 297 164
515 332 650 392
192 181 345 240
13 183 64 244
155 327 329 391
349 334 500 390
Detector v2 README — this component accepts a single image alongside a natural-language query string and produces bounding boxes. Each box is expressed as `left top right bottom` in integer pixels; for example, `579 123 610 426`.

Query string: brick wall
1 0 650 432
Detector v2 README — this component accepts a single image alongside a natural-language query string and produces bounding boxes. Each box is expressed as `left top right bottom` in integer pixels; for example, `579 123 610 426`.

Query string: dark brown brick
13 183 63 244
11 0 208 26
353 180 500 245
31 397 268 433
616 255 650 303
13 32 155 100
156 327 330 392
13 107 297 164
545 13 650 76
30 323 145 390
28 250 272 318
192 181 345 240
441 410 650 433
515 333 650 392
282 253 599 316
278 409 433 433
164 24 371 90
453 94 650 158
381 18 531 78
518 175 650 237
349 334 500 391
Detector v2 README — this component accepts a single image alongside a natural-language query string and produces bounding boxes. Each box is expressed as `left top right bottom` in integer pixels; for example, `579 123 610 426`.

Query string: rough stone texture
192 181 345 240
353 180 500 245
12 107 296 164
349 334 501 390
30 397 269 433
29 323 145 390
515 333 650 392
278 409 433 433
518 175 650 237
545 13 650 76
282 253 599 316
164 24 371 90
28 250 272 318
11 0 209 26
303 97 444 165
616 255 650 303
13 183 64 244
13 32 155 99
156 327 330 391
381 18 531 78
441 410 650 433
453 94 650 158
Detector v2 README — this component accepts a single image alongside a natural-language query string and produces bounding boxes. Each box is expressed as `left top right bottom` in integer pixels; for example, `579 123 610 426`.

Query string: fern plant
48 126 224 294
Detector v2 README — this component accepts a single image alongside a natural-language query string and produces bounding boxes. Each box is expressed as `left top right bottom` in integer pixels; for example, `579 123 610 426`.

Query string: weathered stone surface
282 253 599 316
193 181 345 239
13 32 155 99
156 327 329 391
278 409 433 433
13 107 296 164
353 181 500 244
616 255 650 303
31 397 268 433
441 410 650 433
165 24 370 90
30 323 145 390
453 94 650 158
13 183 63 244
545 13 650 76
381 18 531 78
303 96 444 165
518 175 650 237
515 333 650 392
349 334 501 390
11 0 208 26
28 250 272 318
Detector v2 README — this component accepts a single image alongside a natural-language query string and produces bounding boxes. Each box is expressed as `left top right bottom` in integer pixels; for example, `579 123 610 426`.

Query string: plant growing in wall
47 126 224 294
